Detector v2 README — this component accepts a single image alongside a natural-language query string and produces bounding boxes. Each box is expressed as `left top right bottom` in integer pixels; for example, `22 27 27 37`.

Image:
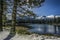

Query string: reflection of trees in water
54 25 57 34
29 24 60 35
58 26 60 34
52 25 60 35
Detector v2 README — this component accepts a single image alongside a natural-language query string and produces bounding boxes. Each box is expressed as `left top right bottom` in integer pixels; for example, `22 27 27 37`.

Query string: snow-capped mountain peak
46 15 54 18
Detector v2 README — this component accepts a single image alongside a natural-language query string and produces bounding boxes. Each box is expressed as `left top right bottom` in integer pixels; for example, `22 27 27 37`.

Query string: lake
28 24 60 35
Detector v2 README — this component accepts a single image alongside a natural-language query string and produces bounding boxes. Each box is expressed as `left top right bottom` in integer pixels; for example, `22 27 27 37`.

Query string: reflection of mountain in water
28 24 60 35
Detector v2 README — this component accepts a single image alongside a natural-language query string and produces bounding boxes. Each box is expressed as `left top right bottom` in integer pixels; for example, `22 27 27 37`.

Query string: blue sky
32 0 60 16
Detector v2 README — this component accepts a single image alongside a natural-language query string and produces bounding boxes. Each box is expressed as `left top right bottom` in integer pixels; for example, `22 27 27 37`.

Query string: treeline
4 17 60 26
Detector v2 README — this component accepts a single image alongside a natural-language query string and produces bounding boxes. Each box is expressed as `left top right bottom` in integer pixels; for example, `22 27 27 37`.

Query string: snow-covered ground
0 30 60 40
11 34 60 40
0 31 10 40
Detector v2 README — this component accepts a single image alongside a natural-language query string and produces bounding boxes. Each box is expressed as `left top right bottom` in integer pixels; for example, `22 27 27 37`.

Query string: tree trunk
11 0 17 34
0 0 3 31
2 0 7 28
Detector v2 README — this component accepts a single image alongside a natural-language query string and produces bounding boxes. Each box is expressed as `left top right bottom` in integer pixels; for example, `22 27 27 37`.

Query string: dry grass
16 26 32 35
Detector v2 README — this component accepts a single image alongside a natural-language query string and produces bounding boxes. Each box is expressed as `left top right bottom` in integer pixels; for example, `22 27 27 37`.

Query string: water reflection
28 24 60 35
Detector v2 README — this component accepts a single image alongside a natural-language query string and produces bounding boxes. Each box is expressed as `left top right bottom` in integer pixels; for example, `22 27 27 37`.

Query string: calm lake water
28 24 60 35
